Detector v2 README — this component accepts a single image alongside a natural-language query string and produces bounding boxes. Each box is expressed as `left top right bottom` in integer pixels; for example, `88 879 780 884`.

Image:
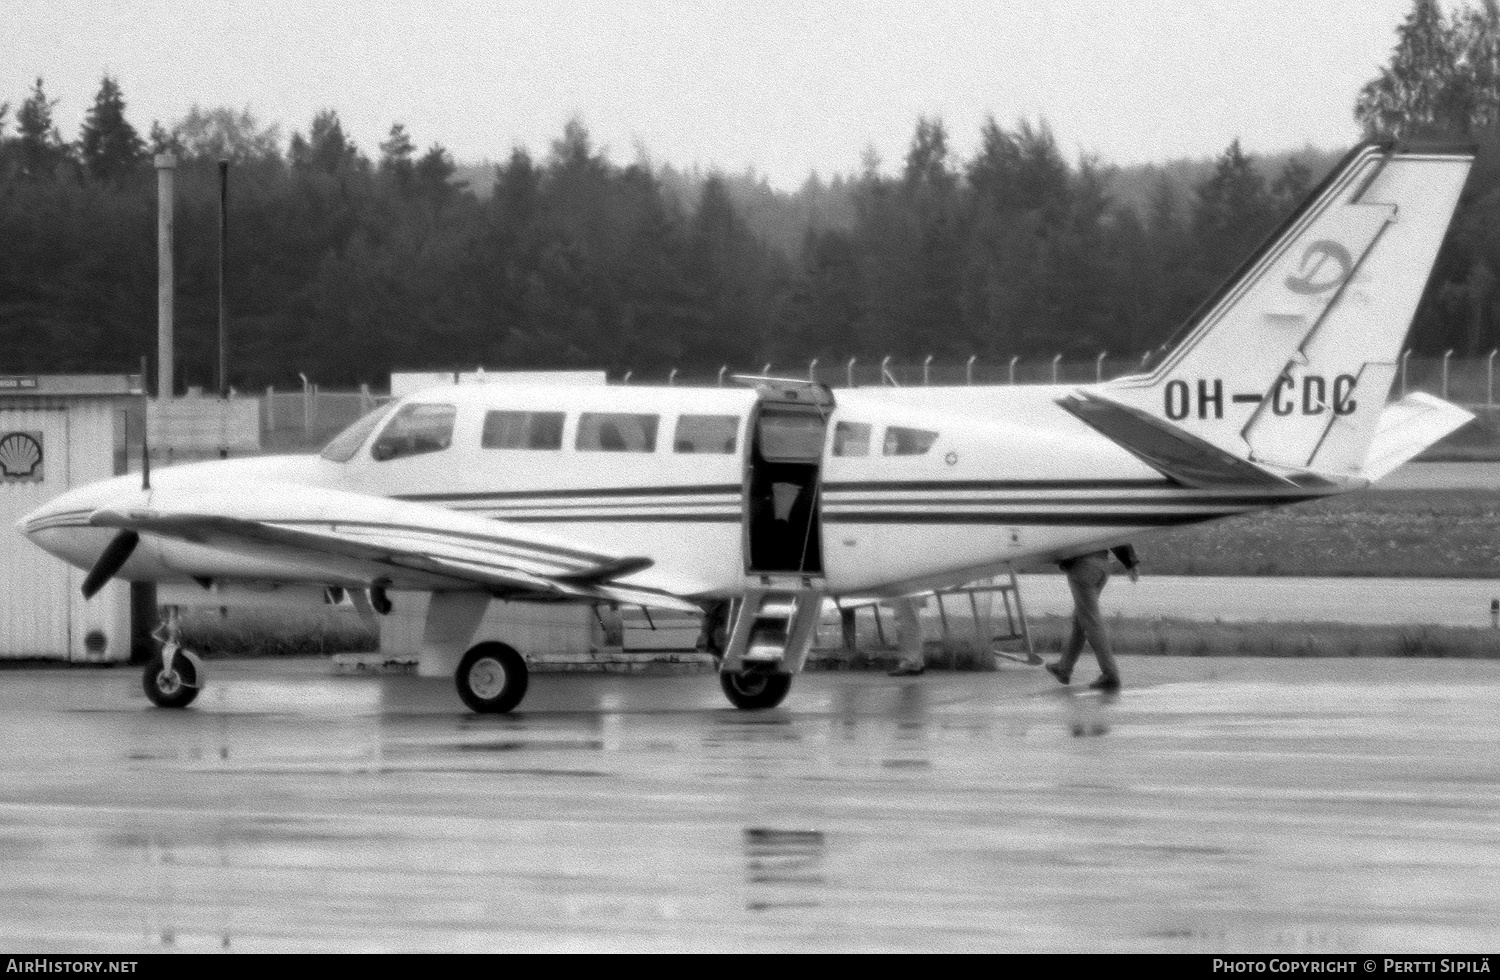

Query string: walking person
1046 545 1139 691
886 596 927 677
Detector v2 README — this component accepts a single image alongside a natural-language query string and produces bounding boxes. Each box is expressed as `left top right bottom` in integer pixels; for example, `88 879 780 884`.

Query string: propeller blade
81 530 139 599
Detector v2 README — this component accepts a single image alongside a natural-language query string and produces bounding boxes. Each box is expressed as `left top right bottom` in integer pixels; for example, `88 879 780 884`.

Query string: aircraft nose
17 476 146 571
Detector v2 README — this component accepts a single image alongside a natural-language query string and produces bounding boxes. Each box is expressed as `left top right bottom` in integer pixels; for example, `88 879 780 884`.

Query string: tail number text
1165 376 1357 420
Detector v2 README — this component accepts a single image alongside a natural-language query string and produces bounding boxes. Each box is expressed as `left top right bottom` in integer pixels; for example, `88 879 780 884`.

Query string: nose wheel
143 607 203 709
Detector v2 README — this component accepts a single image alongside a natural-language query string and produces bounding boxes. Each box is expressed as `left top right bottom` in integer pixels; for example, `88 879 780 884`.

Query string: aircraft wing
87 482 704 613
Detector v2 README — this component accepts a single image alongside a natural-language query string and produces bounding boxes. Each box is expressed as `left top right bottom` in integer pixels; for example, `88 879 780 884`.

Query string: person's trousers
1056 555 1121 680
892 598 924 670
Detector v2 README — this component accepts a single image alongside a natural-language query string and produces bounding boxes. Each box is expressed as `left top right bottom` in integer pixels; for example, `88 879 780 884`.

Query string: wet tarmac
0 656 1498 953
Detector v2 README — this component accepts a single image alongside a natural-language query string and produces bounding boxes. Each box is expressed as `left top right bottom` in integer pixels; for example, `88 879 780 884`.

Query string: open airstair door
740 378 834 576
720 585 826 676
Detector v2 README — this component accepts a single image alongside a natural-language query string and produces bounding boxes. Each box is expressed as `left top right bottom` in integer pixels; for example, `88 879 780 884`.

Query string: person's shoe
1045 662 1071 685
888 664 925 677
1089 675 1122 691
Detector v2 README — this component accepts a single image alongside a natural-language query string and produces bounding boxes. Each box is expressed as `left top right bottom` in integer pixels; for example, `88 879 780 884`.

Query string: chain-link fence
633 353 1500 405
260 385 390 452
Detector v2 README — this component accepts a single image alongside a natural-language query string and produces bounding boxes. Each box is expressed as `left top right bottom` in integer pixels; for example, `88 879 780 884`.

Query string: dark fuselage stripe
822 494 1320 508
471 513 740 524
823 511 1244 527
823 479 1176 492
397 483 742 503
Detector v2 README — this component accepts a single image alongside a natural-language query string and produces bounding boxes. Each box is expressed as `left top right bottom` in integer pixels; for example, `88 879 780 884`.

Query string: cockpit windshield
319 402 395 462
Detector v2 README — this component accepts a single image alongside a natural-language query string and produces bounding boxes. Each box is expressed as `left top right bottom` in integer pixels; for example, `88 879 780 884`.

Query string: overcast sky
1 0 1420 188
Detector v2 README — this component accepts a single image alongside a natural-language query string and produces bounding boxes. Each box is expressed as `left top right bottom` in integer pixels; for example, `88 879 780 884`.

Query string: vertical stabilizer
1095 144 1472 481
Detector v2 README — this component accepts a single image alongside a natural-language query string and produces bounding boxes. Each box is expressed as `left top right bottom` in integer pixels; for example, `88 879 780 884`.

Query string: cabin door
743 382 833 575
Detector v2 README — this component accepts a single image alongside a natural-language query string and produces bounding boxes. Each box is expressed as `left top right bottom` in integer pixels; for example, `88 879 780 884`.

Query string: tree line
3 0 1500 391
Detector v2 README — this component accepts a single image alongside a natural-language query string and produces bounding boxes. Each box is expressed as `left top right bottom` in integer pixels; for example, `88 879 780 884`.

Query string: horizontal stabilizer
1057 392 1296 489
1361 393 1475 482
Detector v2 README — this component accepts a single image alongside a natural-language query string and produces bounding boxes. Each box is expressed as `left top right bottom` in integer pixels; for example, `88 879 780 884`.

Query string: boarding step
722 585 825 674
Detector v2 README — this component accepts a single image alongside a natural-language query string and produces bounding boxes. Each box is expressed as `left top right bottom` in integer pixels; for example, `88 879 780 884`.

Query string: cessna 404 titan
18 142 1479 713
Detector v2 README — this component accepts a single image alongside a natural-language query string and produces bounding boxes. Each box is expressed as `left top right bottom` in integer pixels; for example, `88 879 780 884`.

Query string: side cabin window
832 421 871 458
883 426 939 456
482 410 564 450
674 414 740 454
371 403 456 462
577 412 659 452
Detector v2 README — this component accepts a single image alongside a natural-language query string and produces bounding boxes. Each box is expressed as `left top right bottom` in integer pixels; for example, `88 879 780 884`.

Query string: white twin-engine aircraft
18 143 1479 713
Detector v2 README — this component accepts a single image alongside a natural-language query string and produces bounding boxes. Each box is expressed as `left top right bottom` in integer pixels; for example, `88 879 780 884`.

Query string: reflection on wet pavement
744 828 826 911
0 655 1497 951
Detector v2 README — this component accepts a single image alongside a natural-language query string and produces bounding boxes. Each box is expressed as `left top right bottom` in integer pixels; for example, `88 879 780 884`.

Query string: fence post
1051 353 1062 385
847 357 857 388
1442 349 1454 400
1008 355 1019 385
1400 349 1411 396
966 355 976 385
923 354 933 386
298 373 311 437
808 358 818 383
1095 350 1108 383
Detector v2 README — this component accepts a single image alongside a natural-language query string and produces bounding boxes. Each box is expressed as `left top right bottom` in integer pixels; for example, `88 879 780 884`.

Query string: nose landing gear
143 607 204 709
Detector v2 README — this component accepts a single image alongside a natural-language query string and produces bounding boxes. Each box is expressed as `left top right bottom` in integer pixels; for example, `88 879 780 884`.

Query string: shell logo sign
0 431 44 483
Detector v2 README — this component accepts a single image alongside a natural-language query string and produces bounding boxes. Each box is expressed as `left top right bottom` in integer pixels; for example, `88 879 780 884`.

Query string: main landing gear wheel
456 642 529 714
142 648 202 709
719 670 792 710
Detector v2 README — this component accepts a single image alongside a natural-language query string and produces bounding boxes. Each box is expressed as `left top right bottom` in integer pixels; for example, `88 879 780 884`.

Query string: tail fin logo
1285 240 1353 295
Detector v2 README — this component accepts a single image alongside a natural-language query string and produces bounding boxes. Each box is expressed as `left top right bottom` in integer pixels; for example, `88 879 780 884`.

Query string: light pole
847 357 857 388
1008 355 1019 385
881 355 893 386
1489 350 1497 407
923 354 933 386
1095 350 1108 383
668 368 677 386
155 153 176 400
808 358 818 382
1442 349 1454 400
1051 353 1062 385
966 355 976 385
1401 349 1412 396
717 365 727 387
